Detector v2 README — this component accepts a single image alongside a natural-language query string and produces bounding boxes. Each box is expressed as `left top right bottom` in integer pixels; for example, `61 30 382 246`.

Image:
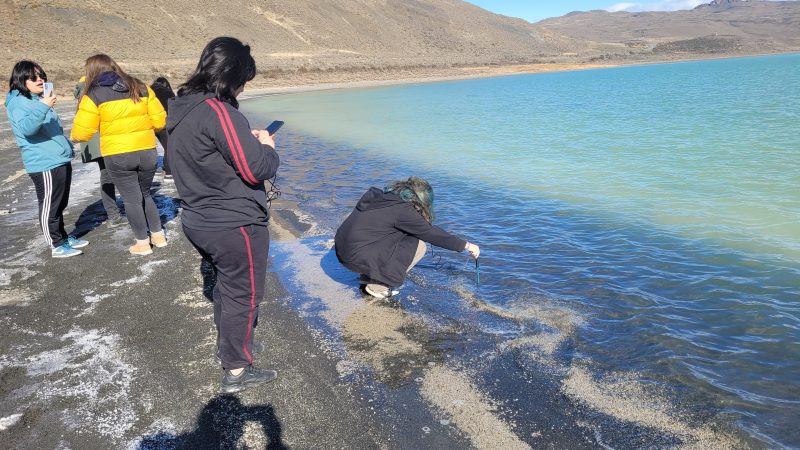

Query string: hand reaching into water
465 242 480 259
251 129 275 149
40 91 57 108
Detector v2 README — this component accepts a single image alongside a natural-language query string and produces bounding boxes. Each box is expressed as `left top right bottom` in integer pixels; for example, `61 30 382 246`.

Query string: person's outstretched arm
394 204 472 252
204 98 280 184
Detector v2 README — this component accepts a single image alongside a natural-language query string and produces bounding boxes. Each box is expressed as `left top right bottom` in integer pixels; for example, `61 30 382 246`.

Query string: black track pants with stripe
184 224 269 369
28 163 72 248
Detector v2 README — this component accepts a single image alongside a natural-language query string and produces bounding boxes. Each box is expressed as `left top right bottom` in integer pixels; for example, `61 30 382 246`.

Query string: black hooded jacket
166 93 279 231
335 187 467 287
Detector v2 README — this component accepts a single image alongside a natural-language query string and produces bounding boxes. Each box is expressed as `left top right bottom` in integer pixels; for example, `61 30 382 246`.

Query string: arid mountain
538 0 800 61
0 0 581 83
0 0 798 85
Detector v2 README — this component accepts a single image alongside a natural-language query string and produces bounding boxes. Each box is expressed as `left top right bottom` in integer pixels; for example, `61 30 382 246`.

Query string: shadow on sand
70 191 180 239
319 245 355 285
136 395 287 449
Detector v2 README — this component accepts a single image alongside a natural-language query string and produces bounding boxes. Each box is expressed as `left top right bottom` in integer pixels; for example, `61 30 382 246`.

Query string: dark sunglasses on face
27 72 47 82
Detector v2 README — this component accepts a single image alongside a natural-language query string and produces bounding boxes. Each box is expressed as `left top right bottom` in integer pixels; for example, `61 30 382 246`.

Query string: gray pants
96 158 121 219
105 149 162 240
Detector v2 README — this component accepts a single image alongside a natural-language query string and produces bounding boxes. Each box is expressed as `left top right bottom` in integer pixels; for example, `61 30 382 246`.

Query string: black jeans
29 163 72 248
184 224 270 369
96 158 121 219
105 149 161 240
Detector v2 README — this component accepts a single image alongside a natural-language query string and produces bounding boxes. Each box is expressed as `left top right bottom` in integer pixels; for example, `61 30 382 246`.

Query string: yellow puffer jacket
71 76 166 157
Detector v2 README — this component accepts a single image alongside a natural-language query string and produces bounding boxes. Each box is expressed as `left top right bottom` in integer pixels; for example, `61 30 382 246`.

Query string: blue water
243 54 800 447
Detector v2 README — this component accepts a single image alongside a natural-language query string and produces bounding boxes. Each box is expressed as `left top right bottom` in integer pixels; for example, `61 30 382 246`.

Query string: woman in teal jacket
5 60 88 258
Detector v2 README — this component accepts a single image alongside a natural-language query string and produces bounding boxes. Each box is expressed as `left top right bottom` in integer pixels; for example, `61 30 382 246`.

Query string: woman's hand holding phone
40 89 57 108
251 129 275 148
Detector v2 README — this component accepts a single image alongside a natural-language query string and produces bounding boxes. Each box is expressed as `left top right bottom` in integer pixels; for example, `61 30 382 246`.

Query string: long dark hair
150 77 174 95
7 60 46 99
178 37 256 108
385 176 435 223
83 54 147 102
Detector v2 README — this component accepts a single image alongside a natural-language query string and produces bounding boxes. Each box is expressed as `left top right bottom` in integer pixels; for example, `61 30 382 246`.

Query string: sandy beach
239 62 617 97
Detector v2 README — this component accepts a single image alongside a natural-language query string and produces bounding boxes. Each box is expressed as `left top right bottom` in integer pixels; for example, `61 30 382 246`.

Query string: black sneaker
221 366 277 393
215 341 264 364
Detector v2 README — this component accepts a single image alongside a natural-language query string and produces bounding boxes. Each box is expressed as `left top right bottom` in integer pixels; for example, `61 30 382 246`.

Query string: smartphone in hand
43 82 54 97
265 120 284 136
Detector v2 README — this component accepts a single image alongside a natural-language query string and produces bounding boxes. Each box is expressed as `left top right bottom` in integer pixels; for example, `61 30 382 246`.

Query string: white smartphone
43 82 54 97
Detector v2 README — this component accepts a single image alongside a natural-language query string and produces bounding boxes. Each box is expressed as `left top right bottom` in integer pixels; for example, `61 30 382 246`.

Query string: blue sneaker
67 236 89 249
52 243 82 258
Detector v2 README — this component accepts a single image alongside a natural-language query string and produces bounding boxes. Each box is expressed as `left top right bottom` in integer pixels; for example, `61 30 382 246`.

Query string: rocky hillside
537 0 800 62
1 0 798 85
0 0 582 83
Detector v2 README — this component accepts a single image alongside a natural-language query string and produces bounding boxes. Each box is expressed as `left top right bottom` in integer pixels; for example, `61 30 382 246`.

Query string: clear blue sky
464 0 794 23
464 1 619 22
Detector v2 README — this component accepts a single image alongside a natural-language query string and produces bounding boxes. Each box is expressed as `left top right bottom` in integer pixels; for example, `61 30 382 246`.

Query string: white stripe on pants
40 169 53 247
29 164 71 249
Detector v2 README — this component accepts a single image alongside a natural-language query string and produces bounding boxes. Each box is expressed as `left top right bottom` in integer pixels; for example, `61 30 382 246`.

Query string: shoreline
240 62 617 98
239 51 795 97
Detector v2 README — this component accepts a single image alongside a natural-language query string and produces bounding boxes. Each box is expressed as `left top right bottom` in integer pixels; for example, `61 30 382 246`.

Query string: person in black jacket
335 176 480 298
150 77 175 178
168 37 280 393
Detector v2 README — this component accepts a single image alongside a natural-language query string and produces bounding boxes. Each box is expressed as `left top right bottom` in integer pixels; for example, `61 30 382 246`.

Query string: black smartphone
265 120 284 136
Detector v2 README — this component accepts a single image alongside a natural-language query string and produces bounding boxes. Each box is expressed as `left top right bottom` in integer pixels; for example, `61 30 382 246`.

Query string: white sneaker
365 283 392 298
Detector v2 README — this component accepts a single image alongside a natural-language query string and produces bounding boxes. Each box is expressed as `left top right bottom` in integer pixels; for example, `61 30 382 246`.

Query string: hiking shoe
150 231 167 248
52 242 82 258
221 366 277 393
365 283 392 299
106 216 127 228
129 239 152 256
216 341 265 364
67 236 89 249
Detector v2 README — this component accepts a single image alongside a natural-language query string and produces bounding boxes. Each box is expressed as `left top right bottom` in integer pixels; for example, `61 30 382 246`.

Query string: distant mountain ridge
537 0 800 60
0 0 798 84
695 0 749 10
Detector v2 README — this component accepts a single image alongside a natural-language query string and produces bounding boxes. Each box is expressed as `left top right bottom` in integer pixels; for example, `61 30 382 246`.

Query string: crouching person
335 176 480 298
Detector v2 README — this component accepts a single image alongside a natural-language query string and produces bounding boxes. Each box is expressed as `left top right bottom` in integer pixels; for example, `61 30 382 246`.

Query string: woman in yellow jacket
71 54 167 255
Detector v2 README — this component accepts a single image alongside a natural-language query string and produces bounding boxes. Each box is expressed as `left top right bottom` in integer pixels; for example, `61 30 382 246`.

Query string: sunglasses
27 72 47 82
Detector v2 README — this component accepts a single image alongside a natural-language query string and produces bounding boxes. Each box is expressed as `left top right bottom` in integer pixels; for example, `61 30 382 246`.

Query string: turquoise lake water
242 54 800 447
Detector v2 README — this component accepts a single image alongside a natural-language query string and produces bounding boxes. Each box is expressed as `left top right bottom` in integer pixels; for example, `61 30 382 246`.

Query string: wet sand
0 95 759 449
